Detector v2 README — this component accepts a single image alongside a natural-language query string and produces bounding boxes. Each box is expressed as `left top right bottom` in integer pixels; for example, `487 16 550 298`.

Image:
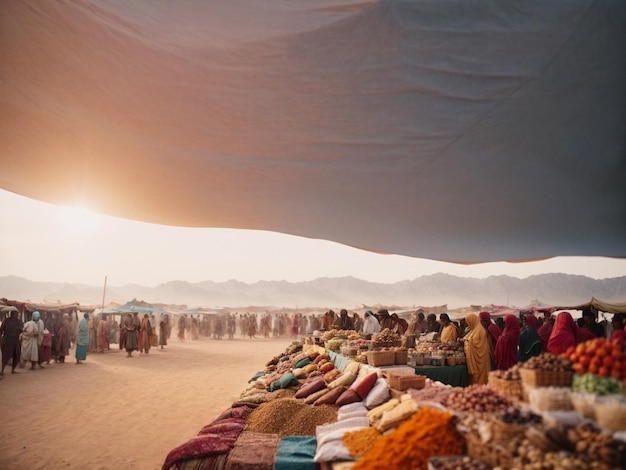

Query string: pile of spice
343 427 382 458
352 407 464 470
246 398 338 437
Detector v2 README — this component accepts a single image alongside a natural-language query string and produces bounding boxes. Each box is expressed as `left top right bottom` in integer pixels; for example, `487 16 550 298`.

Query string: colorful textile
225 431 279 470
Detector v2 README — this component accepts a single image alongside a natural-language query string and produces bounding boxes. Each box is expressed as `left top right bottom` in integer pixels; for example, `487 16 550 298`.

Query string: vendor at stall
439 313 457 343
461 313 490 385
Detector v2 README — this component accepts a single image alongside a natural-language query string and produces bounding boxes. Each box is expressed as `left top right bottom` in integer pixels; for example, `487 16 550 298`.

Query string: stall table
413 364 468 387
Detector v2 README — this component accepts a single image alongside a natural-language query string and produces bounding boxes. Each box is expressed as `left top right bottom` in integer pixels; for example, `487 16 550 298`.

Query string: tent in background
1 1 625 265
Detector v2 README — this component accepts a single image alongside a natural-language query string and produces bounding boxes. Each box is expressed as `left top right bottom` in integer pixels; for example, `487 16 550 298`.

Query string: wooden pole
101 275 108 314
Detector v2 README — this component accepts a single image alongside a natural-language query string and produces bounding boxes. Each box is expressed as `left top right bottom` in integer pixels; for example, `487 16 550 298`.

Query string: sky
1 188 625 288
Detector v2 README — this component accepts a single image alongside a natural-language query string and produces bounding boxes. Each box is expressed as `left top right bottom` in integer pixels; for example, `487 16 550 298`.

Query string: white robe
20 319 43 362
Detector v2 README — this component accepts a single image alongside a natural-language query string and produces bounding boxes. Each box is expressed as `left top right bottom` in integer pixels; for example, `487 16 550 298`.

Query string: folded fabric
274 436 317 470
224 431 279 470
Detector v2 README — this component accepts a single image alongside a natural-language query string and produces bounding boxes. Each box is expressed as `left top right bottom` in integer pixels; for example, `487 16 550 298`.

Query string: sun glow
57 204 102 235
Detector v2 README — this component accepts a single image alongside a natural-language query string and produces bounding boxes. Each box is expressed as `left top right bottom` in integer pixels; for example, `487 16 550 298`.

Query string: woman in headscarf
461 313 490 385
361 310 381 338
390 313 408 335
439 313 458 343
479 311 500 370
518 314 544 363
547 311 582 355
495 315 521 370
537 312 554 349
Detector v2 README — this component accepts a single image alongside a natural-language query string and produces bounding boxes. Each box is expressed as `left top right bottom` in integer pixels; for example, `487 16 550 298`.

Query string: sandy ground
0 335 295 470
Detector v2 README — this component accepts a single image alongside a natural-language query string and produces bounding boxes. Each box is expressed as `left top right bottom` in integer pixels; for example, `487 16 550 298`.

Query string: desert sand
0 335 295 470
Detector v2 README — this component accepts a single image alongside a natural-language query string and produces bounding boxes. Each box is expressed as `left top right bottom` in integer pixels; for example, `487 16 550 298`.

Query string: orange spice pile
352 407 464 470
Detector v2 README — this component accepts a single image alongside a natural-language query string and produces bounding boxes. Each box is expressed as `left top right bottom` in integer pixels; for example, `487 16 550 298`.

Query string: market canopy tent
1 0 625 263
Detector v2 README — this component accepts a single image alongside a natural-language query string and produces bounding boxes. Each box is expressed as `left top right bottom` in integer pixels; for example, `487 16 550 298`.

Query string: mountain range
1 273 625 311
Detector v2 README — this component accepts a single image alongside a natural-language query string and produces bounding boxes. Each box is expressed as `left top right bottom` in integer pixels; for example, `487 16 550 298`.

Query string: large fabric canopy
1 0 625 263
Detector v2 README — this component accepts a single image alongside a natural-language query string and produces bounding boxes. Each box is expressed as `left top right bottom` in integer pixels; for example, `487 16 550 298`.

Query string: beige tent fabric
556 297 626 315
1 0 625 263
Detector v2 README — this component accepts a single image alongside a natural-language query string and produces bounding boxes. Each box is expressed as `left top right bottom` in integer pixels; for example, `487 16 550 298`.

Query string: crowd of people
3 305 624 388
459 308 625 386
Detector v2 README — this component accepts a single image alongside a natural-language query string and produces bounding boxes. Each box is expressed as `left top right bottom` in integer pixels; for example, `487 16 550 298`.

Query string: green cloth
414 364 469 387
274 436 317 470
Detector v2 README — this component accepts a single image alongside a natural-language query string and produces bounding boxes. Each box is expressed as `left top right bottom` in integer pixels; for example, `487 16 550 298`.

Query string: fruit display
565 338 626 380
572 373 623 396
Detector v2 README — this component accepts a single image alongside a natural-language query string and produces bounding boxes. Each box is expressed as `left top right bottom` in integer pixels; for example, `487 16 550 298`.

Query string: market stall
161 332 626 470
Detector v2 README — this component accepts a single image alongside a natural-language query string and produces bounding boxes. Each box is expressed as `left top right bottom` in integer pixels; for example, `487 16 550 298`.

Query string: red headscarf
547 311 581 355
494 314 521 370
525 314 539 332
479 311 501 342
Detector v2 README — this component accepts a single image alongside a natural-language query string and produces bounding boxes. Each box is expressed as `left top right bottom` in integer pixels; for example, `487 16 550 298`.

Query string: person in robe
377 309 395 331
538 312 555 349
439 313 458 343
390 313 408 335
0 310 22 375
149 313 158 346
361 310 381 338
21 311 44 370
610 314 625 347
54 313 71 363
495 314 521 370
97 315 109 352
333 309 355 330
518 314 544 363
581 308 605 338
159 315 168 350
352 312 363 333
88 313 98 353
76 312 89 364
461 313 490 385
177 315 186 342
123 312 140 357
547 311 583 355
479 311 500 370
425 313 440 334
140 314 152 354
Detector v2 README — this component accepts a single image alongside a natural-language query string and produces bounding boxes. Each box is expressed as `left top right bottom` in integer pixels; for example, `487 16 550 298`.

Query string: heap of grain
246 398 338 437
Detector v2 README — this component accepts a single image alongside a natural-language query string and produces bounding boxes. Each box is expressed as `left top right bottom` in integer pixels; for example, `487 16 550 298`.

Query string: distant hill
1 273 625 310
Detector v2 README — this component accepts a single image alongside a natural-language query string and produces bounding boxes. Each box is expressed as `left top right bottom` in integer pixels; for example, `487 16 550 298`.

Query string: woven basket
488 376 524 402
365 350 396 367
464 432 514 469
387 373 426 391
519 368 573 388
491 418 527 443
394 349 408 365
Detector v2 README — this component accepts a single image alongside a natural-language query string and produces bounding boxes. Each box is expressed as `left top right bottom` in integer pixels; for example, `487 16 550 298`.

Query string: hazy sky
1 189 624 287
